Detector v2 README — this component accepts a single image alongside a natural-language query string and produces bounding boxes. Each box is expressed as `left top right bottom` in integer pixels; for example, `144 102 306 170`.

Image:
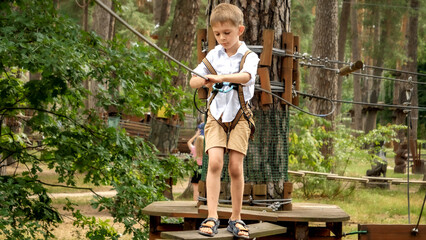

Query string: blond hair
210 3 244 27
194 136 204 159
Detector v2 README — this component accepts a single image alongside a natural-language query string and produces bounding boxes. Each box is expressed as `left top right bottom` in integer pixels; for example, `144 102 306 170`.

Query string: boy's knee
208 158 223 173
228 164 243 178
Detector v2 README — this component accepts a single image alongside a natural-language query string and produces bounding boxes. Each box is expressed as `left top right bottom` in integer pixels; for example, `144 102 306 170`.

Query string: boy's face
211 21 245 53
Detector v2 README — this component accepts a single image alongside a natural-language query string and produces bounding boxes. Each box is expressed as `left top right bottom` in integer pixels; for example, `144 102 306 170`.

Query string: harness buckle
212 82 238 93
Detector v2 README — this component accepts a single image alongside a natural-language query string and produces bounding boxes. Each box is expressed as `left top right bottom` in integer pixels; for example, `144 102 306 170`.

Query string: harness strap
200 50 256 140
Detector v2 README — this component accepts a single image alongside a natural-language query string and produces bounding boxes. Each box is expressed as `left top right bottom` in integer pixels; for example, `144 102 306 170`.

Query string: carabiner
213 82 234 93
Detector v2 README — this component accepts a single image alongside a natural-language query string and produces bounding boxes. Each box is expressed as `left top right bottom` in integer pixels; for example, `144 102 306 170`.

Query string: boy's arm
189 76 207 89
205 72 251 85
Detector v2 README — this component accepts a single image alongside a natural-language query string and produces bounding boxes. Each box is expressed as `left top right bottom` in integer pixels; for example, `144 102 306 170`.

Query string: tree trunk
82 0 89 31
306 0 338 159
364 4 391 134
168 0 200 87
91 0 115 41
336 0 351 115
86 0 115 113
154 0 172 26
307 0 338 122
351 0 363 131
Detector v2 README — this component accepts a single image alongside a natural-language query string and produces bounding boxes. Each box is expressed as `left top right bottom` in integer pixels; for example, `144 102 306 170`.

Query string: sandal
198 217 220 237
227 219 250 239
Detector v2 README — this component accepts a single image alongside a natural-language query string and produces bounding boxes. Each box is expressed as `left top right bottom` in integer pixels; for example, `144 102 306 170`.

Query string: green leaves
1 0 194 239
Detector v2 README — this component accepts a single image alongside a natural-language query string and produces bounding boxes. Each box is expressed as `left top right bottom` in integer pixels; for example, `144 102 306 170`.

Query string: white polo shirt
193 42 259 122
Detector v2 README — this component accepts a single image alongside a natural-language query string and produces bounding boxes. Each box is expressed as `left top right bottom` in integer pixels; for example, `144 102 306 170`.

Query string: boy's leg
199 147 224 235
228 149 244 221
228 149 249 238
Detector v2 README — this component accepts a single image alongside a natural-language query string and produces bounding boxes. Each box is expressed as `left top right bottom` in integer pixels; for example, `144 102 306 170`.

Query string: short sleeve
240 52 259 86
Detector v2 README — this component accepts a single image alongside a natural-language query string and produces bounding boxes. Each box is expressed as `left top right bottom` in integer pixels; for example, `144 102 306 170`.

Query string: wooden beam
196 29 207 63
359 224 426 240
160 222 287 240
259 29 274 66
208 27 216 51
292 35 300 106
281 32 294 104
258 67 273 105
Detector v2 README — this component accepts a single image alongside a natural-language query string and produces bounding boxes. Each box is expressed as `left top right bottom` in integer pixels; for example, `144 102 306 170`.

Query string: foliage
289 111 405 198
0 0 193 239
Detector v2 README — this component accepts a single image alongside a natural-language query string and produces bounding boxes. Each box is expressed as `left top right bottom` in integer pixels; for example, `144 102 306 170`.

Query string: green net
201 109 289 183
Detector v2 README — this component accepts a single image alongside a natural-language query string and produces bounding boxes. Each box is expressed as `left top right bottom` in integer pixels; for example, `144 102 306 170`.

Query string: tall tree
336 0 351 115
168 0 200 87
85 0 116 113
393 0 420 174
306 0 338 160
153 0 172 27
351 0 363 131
307 0 338 122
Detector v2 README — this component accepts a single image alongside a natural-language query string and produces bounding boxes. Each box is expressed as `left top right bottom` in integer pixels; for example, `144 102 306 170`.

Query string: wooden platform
142 201 350 240
161 222 286 239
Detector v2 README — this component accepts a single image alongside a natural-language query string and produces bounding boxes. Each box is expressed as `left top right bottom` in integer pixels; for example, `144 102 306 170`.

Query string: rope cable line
93 0 424 118
93 0 208 81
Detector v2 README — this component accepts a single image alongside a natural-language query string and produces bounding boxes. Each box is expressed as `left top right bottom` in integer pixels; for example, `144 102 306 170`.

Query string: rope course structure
94 0 425 214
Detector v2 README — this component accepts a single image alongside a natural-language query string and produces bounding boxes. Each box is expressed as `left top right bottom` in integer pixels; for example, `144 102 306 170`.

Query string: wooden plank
259 29 274 66
288 170 305 177
362 176 399 182
142 201 202 219
258 67 273 105
292 35 300 106
199 203 350 223
359 224 426 240
299 170 337 177
281 32 293 104
276 203 350 222
327 175 368 183
208 27 216 51
160 222 287 240
392 179 426 185
143 201 349 225
197 29 207 63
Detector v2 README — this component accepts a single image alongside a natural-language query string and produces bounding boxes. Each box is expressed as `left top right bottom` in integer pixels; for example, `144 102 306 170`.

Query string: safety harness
199 50 256 140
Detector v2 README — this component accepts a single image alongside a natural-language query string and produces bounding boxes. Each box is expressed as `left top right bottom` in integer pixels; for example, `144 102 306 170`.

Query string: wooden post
259 29 274 67
282 182 293 211
292 35 300 106
281 32 294 104
208 27 216 51
253 184 267 201
198 180 206 207
258 68 273 105
243 183 252 204
258 29 274 106
197 29 207 63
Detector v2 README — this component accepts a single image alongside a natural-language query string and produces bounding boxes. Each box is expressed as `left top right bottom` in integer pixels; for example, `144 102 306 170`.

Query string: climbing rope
197 196 292 211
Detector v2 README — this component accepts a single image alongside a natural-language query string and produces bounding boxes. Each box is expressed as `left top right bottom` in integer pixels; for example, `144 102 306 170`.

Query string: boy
189 3 259 239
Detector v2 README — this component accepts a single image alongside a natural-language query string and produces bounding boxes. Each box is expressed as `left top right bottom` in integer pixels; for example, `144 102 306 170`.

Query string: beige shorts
204 112 251 155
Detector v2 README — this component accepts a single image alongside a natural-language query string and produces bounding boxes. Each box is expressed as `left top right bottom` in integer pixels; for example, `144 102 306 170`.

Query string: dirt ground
49 177 190 239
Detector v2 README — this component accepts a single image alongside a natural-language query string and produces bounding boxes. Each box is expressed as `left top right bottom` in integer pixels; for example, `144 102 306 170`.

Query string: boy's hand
206 74 223 84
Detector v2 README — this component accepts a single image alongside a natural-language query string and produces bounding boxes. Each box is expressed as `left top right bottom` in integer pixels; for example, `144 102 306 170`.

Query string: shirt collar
216 41 248 57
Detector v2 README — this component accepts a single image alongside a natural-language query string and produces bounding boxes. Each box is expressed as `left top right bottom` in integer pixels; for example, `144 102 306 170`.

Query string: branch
34 179 104 198
0 107 107 139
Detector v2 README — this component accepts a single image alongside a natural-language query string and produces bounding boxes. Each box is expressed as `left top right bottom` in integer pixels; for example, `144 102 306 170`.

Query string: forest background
1 0 426 239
